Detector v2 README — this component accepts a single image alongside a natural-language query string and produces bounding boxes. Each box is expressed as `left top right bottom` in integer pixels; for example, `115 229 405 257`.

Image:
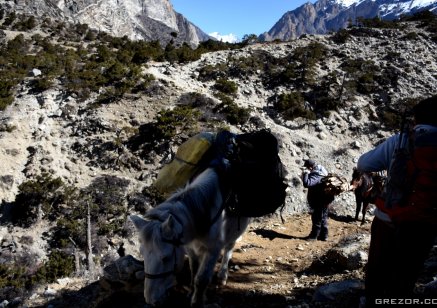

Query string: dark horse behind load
350 168 386 225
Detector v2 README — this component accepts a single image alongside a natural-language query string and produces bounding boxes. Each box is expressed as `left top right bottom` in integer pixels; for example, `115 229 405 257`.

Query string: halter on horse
350 168 385 225
131 167 251 307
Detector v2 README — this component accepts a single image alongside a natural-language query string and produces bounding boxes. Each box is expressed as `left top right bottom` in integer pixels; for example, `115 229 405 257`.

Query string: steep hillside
0 11 436 307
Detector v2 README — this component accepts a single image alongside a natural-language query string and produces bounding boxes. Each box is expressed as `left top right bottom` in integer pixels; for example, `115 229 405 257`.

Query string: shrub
227 51 272 78
177 92 216 108
213 78 238 96
400 10 436 23
331 29 351 44
83 176 130 218
139 186 166 209
377 97 419 130
356 16 400 29
0 96 14 111
197 39 232 52
173 42 202 63
74 23 89 36
403 32 419 40
340 58 379 94
52 215 86 249
2 11 16 27
11 174 69 227
197 63 228 81
84 30 97 41
292 42 327 85
155 106 201 139
51 175 131 248
29 77 53 93
34 250 75 284
0 250 74 301
266 62 299 88
271 92 315 120
127 105 201 161
14 16 37 31
214 93 250 125
131 40 163 64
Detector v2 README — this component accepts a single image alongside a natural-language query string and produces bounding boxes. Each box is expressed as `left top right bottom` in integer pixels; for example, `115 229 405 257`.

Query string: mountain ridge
260 0 437 41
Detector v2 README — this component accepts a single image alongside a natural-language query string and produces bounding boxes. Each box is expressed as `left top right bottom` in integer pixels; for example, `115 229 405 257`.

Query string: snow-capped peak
334 0 437 9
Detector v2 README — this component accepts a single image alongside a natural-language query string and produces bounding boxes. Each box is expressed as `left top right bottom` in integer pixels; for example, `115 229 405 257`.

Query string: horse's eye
162 255 171 262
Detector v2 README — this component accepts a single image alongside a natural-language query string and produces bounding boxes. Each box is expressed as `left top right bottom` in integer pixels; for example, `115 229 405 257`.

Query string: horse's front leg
217 242 234 286
190 248 221 307
355 196 362 222
361 201 369 225
217 217 251 285
187 248 199 298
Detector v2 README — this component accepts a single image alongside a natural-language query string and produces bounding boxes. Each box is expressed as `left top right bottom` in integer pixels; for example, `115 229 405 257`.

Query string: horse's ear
130 215 147 231
161 215 183 241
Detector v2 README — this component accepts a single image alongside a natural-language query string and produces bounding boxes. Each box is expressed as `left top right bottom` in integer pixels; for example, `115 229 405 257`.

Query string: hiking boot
305 232 318 241
318 236 328 241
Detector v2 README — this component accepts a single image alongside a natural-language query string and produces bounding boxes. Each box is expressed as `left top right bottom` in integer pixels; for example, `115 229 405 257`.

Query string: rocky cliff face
260 0 437 41
0 0 211 46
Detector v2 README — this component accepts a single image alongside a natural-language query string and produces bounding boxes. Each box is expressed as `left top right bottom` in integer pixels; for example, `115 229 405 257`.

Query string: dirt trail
211 214 371 307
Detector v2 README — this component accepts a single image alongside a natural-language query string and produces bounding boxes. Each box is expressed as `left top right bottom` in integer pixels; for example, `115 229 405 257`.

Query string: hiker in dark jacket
357 95 437 305
301 159 334 241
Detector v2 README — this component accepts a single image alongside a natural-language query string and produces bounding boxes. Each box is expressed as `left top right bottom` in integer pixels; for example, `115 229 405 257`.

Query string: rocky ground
21 209 371 308
21 207 437 308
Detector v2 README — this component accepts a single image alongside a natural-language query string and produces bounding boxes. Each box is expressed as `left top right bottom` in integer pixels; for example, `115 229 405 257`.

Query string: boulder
100 255 144 293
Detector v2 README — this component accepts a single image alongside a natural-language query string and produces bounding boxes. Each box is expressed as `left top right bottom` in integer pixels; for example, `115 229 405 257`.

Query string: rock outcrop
0 0 212 46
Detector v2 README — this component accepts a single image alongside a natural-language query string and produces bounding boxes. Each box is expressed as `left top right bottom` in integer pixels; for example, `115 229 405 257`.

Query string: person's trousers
365 216 436 306
310 205 329 238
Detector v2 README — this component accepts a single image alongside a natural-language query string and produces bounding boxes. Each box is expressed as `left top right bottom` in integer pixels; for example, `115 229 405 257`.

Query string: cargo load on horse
154 132 215 198
320 173 350 196
225 129 288 217
153 129 287 218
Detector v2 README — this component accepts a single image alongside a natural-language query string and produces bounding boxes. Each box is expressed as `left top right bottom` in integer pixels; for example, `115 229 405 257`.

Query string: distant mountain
260 0 437 41
0 0 212 46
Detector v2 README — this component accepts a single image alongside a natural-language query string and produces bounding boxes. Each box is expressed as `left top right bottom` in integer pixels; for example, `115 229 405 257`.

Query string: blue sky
171 0 314 42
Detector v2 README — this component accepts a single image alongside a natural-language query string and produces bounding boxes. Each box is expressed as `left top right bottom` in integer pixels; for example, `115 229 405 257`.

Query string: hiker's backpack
379 127 437 224
320 173 350 196
153 132 215 198
225 130 288 217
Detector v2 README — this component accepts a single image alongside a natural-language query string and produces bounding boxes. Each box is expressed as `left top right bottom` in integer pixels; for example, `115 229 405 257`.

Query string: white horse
131 167 251 307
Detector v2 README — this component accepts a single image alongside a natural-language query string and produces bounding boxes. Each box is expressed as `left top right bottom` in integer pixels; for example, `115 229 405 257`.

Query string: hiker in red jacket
357 95 437 305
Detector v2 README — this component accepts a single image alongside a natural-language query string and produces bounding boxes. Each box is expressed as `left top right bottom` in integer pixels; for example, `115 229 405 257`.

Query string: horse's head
131 214 185 306
350 167 362 189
